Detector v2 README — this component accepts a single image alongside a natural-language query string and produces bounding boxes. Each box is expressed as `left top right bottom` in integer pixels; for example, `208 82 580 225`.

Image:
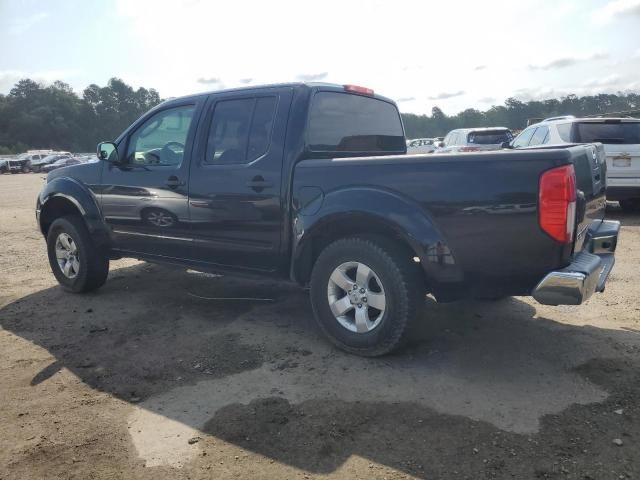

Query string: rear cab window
573 121 640 145
467 130 512 145
307 91 405 155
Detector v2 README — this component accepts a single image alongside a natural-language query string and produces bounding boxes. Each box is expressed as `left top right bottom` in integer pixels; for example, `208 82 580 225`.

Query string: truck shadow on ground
1 262 639 478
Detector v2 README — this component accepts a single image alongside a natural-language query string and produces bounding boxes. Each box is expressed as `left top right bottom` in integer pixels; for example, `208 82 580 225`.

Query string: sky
1 0 639 115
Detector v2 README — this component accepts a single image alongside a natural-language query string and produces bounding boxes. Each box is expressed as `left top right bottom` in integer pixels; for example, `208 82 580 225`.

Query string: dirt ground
1 173 639 480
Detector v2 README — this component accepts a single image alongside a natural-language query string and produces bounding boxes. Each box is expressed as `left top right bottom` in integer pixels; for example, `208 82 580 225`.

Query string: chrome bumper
532 220 620 305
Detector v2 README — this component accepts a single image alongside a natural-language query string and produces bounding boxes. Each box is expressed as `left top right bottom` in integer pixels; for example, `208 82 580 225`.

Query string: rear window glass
308 92 405 153
574 122 640 144
467 130 512 144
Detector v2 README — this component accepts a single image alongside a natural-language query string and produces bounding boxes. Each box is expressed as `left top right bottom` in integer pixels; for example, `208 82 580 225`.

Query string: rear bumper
532 220 620 305
606 184 640 201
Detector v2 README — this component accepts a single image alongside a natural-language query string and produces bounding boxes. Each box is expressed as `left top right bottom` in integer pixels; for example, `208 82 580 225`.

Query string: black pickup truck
37 82 620 356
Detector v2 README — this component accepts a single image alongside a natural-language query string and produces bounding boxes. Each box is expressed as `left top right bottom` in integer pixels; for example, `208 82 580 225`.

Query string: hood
47 160 101 184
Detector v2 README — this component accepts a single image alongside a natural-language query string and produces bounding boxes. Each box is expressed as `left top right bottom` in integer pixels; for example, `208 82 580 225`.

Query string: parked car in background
406 138 437 153
31 153 73 172
7 151 55 173
37 82 618 356
508 116 640 211
437 127 513 153
41 157 83 173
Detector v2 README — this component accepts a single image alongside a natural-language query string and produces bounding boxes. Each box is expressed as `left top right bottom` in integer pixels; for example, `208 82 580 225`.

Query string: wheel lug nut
357 304 362 308
363 297 367 302
360 288 365 294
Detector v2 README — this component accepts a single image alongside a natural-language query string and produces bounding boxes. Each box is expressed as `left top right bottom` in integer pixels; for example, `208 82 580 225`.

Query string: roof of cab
159 82 396 106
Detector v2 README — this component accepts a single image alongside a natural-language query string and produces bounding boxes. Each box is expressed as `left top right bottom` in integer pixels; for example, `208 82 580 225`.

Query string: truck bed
292 146 605 297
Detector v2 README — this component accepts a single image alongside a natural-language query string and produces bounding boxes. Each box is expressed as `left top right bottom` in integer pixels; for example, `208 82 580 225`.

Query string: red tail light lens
344 84 374 96
459 146 481 152
539 164 577 243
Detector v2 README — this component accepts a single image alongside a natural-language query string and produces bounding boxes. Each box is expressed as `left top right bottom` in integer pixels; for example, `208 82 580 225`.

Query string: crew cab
36 83 619 356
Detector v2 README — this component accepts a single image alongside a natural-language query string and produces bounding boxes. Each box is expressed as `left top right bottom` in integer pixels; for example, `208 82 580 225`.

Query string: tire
47 215 109 293
619 199 640 212
310 236 425 356
32 166 40 173
22 162 31 173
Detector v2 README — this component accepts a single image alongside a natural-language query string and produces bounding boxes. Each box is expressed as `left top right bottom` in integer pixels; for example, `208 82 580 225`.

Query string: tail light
459 146 481 152
344 84 374 96
539 164 577 243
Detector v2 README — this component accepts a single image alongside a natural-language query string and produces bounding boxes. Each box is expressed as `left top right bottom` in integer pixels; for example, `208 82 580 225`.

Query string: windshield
574 121 640 144
468 130 512 144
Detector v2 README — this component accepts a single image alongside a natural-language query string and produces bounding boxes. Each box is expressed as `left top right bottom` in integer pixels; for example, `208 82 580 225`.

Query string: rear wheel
310 237 424 356
47 216 109 293
22 162 31 173
619 199 640 212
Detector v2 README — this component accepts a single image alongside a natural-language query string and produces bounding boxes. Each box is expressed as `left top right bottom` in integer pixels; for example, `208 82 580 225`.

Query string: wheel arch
290 187 463 288
38 177 110 249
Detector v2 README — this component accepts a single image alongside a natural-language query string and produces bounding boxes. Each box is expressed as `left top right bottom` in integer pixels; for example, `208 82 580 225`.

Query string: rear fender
291 186 463 286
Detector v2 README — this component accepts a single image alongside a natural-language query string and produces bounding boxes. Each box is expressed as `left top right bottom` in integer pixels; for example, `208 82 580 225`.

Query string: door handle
247 176 273 191
165 176 185 188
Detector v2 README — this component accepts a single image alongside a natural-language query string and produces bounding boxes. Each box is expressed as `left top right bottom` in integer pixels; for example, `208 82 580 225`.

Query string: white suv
510 116 640 211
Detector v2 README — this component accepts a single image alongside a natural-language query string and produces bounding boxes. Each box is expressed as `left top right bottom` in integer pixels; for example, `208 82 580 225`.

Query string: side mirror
436 141 445 148
501 141 512 149
97 142 119 162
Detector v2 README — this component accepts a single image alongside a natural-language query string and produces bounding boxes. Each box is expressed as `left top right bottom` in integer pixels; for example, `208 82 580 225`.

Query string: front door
188 87 292 271
100 101 200 259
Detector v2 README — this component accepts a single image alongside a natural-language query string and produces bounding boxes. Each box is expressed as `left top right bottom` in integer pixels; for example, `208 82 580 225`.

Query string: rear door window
556 123 572 142
512 127 536 148
307 92 405 153
573 122 640 144
528 126 549 146
205 96 278 165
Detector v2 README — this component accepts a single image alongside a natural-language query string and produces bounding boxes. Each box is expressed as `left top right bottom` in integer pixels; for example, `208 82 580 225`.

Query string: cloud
474 65 487 71
428 90 464 100
8 12 49 35
396 97 415 103
196 77 221 85
239 78 253 84
592 0 640 24
528 53 609 71
582 74 621 88
296 72 328 81
478 96 497 104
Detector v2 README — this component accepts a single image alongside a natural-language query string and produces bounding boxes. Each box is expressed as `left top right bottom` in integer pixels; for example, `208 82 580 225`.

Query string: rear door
573 120 640 189
187 87 293 271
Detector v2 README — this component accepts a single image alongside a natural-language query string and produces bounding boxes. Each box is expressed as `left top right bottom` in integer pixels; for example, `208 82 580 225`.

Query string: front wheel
310 237 424 356
47 216 109 293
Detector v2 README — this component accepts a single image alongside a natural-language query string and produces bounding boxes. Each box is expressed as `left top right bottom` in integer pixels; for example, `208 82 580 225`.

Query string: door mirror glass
97 142 119 162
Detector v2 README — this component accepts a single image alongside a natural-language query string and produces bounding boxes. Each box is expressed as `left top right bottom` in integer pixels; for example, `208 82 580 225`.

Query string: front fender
292 186 463 286
38 176 110 247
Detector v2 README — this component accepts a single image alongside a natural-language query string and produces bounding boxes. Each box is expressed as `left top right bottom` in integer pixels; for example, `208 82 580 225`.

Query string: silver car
437 127 513 153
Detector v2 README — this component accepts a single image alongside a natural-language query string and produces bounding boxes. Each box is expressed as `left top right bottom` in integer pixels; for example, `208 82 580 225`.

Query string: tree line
0 77 639 154
402 93 640 139
0 78 161 154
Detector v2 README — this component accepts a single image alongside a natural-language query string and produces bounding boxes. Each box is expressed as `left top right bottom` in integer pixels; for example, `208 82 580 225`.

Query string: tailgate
571 144 607 253
605 144 640 179
522 143 606 253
